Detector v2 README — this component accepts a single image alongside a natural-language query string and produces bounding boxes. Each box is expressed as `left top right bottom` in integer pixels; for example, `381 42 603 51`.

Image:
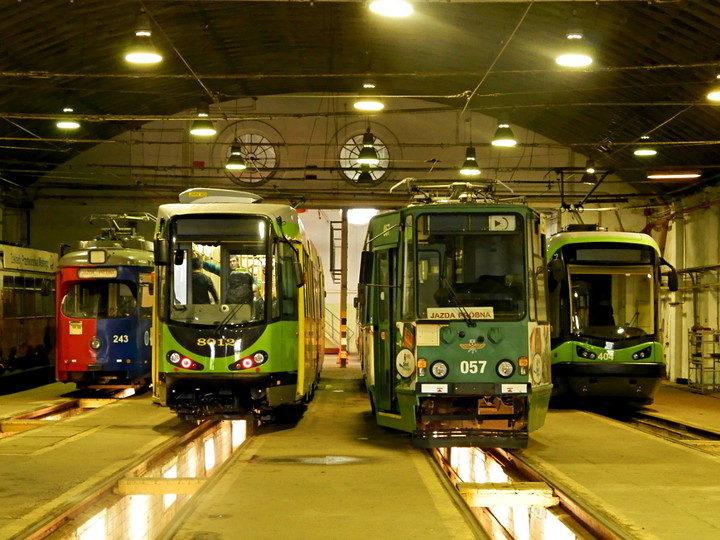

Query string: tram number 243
460 360 487 374
113 335 130 343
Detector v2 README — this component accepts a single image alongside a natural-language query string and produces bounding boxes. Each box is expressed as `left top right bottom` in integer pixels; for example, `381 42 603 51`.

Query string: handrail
325 306 354 346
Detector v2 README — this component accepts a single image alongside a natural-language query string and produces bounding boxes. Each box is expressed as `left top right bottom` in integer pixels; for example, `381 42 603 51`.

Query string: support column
338 208 349 368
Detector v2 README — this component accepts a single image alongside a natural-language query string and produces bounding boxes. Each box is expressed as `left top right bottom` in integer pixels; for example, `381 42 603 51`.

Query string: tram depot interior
1 2 720 434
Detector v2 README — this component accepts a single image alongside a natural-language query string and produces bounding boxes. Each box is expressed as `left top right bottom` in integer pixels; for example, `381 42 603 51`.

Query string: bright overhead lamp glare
356 128 380 166
56 106 80 129
354 80 384 112
634 148 657 156
225 145 247 170
491 122 517 147
369 0 413 17
125 36 162 64
459 146 481 176
706 88 720 101
556 51 593 67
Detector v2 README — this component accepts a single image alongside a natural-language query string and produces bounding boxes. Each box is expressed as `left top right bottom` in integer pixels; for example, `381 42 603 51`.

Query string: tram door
374 248 396 411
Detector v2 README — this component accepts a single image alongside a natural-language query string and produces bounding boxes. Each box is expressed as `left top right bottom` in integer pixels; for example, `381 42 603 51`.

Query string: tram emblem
460 339 485 354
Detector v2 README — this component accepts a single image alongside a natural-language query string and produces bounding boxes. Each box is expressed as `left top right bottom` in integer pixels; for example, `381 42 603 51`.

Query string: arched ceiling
1 0 719 206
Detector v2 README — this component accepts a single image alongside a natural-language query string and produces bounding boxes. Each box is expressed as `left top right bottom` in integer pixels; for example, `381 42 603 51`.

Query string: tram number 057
460 360 487 374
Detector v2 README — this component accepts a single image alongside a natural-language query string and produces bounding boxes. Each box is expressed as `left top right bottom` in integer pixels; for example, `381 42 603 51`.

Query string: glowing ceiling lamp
356 128 380 166
353 80 384 112
189 100 216 136
459 146 481 176
225 143 247 170
491 121 517 147
56 106 80 129
124 10 162 64
555 16 593 67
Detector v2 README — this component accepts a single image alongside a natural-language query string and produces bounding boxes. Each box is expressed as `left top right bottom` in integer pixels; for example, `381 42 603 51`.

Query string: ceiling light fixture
634 135 657 156
225 143 247 170
356 128 380 166
189 100 216 136
647 170 701 180
491 121 518 147
555 15 593 67
56 106 80 129
459 146 481 176
369 0 413 18
353 80 384 112
124 9 162 64
580 160 597 184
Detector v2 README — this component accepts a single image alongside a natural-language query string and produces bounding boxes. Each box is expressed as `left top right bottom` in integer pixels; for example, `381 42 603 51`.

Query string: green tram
546 224 678 406
357 196 553 448
151 188 324 421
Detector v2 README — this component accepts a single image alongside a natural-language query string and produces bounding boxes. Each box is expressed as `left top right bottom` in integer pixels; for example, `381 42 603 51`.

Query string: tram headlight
89 337 103 350
576 346 597 360
632 346 652 360
496 360 514 378
166 350 204 371
430 361 448 379
229 350 268 371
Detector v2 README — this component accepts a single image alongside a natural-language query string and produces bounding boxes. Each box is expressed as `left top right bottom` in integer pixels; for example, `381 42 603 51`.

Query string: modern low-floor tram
152 187 325 422
546 224 678 406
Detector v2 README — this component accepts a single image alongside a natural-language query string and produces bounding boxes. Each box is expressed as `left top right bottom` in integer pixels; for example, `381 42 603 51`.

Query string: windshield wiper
442 277 476 328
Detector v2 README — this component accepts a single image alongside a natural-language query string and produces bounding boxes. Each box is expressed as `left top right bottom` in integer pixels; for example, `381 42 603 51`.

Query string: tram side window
2 276 16 317
278 243 298 319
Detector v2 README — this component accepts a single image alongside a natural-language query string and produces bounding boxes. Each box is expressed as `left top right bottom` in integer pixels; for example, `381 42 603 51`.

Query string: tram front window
415 213 526 320
568 265 654 340
62 282 136 319
169 216 270 325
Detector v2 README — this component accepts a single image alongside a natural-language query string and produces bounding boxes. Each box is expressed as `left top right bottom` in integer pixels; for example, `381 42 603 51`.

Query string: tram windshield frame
410 212 527 321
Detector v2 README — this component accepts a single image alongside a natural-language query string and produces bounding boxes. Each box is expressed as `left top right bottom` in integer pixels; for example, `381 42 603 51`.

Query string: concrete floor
169 357 482 540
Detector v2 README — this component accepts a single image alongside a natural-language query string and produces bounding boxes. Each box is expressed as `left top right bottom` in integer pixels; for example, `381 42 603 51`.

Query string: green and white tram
152 188 324 421
546 224 678 406
357 188 552 448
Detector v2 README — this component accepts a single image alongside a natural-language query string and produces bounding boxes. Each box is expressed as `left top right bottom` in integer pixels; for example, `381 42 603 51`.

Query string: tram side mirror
661 258 679 292
359 251 374 284
154 238 168 266
548 259 565 283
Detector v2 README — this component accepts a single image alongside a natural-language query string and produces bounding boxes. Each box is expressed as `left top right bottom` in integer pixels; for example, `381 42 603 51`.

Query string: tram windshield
167 215 294 325
413 213 526 320
567 265 655 340
61 281 136 318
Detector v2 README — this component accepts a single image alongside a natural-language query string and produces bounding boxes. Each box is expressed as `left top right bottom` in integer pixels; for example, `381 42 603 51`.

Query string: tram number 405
460 360 487 374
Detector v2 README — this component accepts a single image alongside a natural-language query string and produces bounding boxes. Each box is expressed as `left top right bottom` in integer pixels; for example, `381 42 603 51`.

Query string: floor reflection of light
128 495 150 540
231 420 246 448
204 438 216 472
163 465 178 508
77 509 106 540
